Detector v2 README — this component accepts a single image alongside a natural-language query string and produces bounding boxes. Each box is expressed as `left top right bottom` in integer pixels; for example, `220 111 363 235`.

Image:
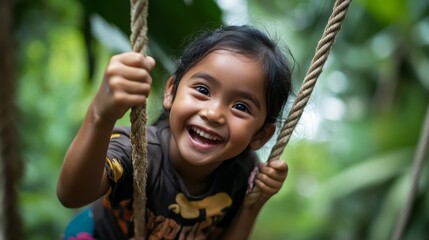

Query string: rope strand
268 0 351 162
130 0 149 237
245 0 352 208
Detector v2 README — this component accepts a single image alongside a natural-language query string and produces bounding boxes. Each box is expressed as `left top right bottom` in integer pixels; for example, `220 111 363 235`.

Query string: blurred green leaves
246 0 429 239
12 0 429 239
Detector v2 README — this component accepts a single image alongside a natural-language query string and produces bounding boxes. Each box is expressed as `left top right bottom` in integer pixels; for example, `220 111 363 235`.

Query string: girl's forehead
208 48 259 62
197 49 262 72
185 49 266 96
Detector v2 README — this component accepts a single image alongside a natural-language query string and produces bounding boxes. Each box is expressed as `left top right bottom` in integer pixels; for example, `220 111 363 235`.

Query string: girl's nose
199 104 226 125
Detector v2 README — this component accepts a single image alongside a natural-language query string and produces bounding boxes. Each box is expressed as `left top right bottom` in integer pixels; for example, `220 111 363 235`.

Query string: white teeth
192 127 221 141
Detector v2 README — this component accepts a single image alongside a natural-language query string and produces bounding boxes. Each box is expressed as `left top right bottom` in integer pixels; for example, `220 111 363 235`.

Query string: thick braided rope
129 0 149 237
391 104 429 240
268 0 351 162
245 0 352 207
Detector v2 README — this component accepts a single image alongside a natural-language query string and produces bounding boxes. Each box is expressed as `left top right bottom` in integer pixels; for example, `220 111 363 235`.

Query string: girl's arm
56 52 155 208
221 160 288 240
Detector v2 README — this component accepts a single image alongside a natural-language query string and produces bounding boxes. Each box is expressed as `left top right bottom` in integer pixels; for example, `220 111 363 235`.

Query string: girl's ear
163 77 174 110
249 123 276 150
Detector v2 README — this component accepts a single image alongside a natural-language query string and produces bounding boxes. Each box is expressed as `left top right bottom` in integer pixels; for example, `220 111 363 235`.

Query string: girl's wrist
87 103 117 130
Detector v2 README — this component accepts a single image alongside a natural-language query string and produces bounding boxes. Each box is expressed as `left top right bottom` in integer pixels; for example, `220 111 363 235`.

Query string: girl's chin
179 151 221 168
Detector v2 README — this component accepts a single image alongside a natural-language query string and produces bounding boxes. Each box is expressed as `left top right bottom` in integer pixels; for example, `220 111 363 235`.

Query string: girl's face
164 50 275 168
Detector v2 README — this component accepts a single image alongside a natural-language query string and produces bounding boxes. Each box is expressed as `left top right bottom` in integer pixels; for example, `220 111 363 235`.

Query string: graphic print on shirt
168 192 232 224
144 192 233 239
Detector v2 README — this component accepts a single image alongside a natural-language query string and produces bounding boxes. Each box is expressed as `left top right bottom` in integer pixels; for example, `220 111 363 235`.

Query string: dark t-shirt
92 123 259 239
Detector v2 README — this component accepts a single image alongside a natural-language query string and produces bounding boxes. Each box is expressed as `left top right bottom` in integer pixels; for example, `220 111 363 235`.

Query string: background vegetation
8 0 429 239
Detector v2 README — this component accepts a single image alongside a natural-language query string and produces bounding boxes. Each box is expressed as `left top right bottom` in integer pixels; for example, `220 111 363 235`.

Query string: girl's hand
244 160 288 208
92 52 156 123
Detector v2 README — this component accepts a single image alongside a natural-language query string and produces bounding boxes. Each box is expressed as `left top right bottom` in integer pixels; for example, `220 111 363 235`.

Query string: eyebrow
191 72 262 110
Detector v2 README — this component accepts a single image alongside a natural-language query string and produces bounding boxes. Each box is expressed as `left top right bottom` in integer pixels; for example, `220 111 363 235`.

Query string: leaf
317 148 414 200
357 0 409 25
90 14 131 53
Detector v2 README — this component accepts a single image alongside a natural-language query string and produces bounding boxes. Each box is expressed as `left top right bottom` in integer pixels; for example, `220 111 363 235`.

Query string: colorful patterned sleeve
104 126 134 207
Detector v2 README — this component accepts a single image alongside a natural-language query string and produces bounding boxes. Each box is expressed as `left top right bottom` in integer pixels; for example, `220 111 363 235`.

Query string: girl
57 25 293 240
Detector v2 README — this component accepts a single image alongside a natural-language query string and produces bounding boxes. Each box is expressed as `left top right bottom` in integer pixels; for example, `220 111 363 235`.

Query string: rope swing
246 0 351 205
129 0 149 237
268 0 351 162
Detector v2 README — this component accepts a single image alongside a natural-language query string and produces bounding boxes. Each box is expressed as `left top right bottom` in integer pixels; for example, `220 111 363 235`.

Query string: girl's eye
233 103 250 113
195 86 210 96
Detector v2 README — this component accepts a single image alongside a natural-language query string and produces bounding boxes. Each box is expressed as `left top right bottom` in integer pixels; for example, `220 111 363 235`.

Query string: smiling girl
57 25 294 240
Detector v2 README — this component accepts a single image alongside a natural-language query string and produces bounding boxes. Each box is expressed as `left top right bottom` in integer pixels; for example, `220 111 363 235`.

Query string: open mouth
188 126 223 145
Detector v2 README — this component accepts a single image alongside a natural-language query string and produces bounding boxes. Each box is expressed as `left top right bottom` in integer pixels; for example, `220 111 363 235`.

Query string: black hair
157 25 294 127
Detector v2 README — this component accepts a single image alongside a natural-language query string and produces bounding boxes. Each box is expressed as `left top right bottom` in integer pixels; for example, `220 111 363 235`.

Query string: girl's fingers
108 76 151 101
122 80 151 95
100 75 151 111
255 173 283 191
111 91 148 107
108 74 152 95
267 159 288 171
145 56 156 70
105 61 153 84
93 53 155 121
258 160 288 182
254 160 288 197
254 179 279 196
113 52 155 70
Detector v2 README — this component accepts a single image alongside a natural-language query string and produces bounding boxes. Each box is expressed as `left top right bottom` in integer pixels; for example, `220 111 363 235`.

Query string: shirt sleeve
104 126 134 206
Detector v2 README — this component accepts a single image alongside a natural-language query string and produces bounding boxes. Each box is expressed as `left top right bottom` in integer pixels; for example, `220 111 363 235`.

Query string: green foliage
247 0 429 239
13 0 429 239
